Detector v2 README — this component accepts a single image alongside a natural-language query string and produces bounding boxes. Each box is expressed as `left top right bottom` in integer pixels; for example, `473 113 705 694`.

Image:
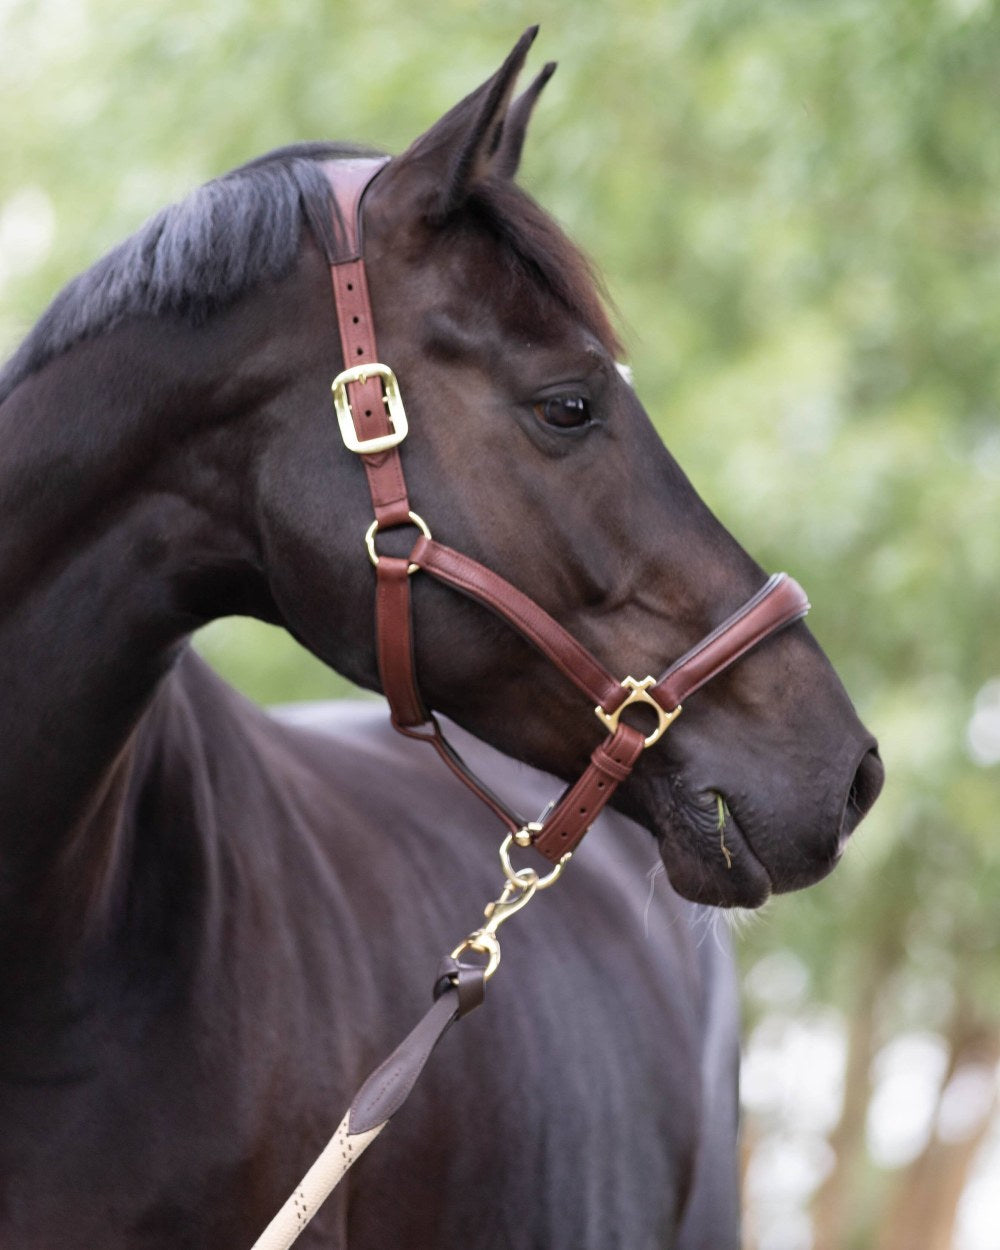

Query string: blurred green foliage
2 0 998 1244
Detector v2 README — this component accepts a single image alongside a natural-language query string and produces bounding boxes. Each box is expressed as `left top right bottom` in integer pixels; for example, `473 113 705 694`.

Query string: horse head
242 29 882 908
0 31 881 914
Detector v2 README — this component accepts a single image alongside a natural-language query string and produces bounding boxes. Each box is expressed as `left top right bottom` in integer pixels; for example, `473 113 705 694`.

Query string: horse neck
0 648 274 1080
0 305 276 948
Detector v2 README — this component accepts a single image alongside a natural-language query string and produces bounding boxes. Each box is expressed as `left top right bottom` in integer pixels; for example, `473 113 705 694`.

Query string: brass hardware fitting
332 362 409 454
450 834 569 980
364 511 431 576
594 676 682 748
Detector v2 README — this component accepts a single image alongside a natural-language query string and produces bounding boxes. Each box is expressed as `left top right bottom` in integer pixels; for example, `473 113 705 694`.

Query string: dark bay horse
0 29 882 1249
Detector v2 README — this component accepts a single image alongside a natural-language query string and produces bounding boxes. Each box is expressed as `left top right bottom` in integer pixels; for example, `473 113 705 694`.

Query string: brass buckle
332 362 409 454
594 676 682 749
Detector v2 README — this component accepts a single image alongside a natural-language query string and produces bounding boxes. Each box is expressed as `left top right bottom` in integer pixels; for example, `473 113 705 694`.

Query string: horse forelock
462 178 622 356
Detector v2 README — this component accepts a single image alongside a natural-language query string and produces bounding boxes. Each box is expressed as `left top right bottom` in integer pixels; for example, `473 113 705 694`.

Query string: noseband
322 157 809 868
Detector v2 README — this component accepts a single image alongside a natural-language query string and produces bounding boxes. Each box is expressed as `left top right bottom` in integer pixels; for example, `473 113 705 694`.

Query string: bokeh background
2 1 997 1246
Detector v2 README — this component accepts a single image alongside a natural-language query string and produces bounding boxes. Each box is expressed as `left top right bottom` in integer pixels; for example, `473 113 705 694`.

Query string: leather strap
533 723 646 861
323 159 411 528
394 716 525 834
251 960 486 1250
652 573 809 710
347 973 484 1136
331 259 411 527
375 556 427 728
410 537 626 712
321 158 389 262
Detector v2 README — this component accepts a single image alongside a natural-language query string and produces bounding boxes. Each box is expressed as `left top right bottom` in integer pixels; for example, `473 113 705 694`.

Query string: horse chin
658 802 775 910
618 781 774 909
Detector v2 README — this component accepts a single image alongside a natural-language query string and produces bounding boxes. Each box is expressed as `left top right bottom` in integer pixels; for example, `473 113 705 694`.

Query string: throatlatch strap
394 717 526 834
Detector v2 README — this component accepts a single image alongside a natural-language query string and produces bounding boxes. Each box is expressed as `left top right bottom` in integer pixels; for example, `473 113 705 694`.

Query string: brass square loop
594 676 682 748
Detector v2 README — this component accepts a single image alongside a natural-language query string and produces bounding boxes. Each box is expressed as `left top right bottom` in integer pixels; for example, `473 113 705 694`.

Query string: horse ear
390 27 540 219
494 62 556 180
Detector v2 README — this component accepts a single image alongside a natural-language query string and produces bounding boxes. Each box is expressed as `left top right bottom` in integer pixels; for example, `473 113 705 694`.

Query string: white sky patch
0 186 56 291
745 1134 831 1250
867 1031 950 1167
743 1010 846 1135
956 1106 1000 1250
967 678 1000 766
938 1063 999 1143
745 950 810 1011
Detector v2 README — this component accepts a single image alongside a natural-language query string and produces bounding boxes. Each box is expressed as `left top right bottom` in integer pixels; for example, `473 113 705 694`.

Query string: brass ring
500 833 569 890
364 510 432 575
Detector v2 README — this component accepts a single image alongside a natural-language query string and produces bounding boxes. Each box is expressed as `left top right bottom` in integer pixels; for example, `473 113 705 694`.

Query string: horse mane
0 142 372 404
0 141 619 404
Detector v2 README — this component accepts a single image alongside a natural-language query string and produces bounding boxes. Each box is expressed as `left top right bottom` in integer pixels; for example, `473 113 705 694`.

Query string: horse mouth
655 787 776 909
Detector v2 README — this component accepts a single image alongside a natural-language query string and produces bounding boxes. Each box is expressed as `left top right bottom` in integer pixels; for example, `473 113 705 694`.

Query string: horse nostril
841 746 884 837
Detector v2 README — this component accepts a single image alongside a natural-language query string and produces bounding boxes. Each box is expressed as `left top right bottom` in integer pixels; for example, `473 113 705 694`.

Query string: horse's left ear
384 27 543 220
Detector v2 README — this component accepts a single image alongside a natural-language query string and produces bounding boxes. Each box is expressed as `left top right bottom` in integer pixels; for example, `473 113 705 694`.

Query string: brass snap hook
449 833 570 981
450 875 537 981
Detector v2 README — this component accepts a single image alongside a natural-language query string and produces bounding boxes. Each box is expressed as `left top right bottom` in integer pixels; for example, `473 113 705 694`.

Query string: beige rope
250 848 528 1249
250 1113 385 1250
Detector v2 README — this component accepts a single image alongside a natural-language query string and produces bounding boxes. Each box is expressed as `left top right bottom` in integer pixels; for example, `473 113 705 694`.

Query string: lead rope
251 836 564 1250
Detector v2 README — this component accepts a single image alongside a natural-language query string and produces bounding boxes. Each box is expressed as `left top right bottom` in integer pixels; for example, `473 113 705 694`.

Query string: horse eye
533 395 592 429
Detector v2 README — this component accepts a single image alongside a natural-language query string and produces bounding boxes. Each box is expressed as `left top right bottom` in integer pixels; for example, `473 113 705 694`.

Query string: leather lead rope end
434 955 487 1018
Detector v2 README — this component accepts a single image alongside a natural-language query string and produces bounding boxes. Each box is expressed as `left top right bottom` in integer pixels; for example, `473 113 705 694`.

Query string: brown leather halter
322 157 810 867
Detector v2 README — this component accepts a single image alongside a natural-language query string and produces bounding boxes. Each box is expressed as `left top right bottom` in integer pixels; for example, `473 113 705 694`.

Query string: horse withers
0 29 882 1249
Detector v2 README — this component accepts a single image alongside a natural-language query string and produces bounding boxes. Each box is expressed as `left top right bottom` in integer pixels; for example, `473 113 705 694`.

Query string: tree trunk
811 944 896 1250
876 1018 1000 1250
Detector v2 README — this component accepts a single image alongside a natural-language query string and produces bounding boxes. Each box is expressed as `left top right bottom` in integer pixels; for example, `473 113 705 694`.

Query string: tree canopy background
2 1 997 1246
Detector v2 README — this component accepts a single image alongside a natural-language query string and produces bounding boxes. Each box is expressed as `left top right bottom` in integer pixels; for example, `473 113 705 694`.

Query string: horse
0 28 883 1249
